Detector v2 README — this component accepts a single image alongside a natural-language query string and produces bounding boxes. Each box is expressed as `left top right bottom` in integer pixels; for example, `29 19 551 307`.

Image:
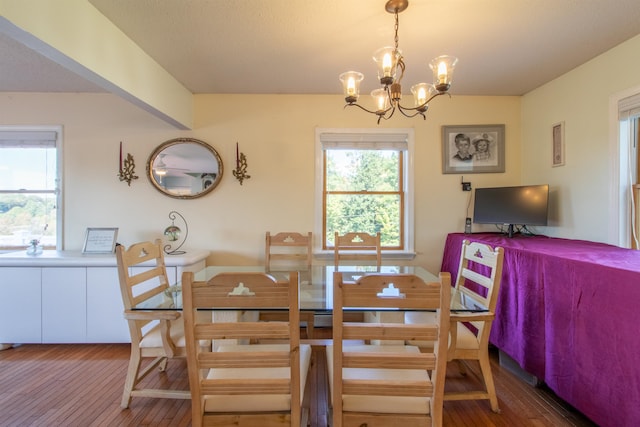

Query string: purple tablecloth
442 233 640 427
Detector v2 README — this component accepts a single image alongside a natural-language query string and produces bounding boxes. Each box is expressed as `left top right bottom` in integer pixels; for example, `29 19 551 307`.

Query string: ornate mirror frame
147 137 223 199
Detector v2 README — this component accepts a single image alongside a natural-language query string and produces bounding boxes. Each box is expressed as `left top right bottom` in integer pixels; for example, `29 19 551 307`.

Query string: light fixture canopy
340 0 458 123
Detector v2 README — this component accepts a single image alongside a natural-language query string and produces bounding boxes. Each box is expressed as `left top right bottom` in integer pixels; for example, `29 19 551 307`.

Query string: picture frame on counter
82 227 119 254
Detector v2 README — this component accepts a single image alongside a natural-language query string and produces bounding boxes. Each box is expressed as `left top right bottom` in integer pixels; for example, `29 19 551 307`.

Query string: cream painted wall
521 34 640 244
0 92 520 273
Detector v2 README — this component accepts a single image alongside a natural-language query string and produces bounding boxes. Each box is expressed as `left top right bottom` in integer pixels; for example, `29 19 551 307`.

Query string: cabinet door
42 267 86 343
86 267 129 343
0 267 42 343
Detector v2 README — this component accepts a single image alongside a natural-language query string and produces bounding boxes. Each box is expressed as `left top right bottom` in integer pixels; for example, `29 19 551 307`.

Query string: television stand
506 224 515 238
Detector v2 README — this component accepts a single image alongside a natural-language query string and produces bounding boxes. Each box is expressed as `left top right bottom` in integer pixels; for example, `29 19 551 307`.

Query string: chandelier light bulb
430 55 458 92
347 78 356 96
371 88 389 113
339 71 364 103
373 47 398 86
410 83 435 112
382 53 393 77
417 87 427 104
437 62 447 85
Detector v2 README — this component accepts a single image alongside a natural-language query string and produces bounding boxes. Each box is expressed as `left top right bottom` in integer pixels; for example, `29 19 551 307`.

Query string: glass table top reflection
134 265 489 313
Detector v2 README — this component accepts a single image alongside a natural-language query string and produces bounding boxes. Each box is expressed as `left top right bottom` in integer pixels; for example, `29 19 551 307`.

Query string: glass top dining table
135 264 488 313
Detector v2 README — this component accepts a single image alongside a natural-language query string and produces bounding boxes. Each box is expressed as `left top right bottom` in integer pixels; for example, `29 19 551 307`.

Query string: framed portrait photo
442 124 505 174
552 121 565 167
82 227 119 254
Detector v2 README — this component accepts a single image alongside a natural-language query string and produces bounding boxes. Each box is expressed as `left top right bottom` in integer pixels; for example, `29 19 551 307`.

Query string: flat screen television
473 184 549 237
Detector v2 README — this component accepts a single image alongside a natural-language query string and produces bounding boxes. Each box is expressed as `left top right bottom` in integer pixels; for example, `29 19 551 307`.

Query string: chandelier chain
393 10 405 85
394 11 399 51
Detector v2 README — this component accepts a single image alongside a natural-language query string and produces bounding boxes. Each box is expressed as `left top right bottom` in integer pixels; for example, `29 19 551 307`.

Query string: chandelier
339 0 458 124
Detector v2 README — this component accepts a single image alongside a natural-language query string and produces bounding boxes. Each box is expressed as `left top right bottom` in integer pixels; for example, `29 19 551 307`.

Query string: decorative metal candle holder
118 141 139 186
232 142 250 185
163 211 188 255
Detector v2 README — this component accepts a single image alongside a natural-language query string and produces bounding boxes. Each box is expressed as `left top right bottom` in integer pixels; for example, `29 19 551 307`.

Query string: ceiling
1 0 640 97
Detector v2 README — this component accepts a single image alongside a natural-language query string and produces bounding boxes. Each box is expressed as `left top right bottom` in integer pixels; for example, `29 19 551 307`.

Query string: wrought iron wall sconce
163 210 188 255
118 141 139 186
232 142 250 185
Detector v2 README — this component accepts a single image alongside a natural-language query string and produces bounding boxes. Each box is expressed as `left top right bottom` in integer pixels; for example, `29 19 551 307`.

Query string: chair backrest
182 270 303 426
265 231 312 270
333 231 381 268
116 239 171 311
454 240 504 345
332 271 451 426
116 239 179 350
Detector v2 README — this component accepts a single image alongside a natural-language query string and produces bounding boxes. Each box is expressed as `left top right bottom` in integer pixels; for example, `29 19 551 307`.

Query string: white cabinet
177 259 206 277
0 249 209 345
42 268 86 343
86 267 129 343
0 267 41 343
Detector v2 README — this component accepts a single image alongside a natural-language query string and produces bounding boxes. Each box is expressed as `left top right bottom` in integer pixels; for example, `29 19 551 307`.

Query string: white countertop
0 248 210 267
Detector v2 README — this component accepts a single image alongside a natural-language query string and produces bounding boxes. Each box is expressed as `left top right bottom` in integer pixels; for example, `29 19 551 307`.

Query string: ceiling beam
0 0 193 129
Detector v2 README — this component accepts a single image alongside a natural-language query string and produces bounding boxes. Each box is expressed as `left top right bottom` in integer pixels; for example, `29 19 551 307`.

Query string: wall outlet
464 217 472 233
462 181 472 191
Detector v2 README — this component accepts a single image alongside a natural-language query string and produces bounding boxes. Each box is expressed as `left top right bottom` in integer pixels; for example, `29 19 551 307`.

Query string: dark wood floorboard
0 329 597 427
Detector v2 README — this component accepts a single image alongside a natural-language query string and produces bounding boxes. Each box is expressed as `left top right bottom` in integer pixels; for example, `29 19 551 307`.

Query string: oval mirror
147 137 223 199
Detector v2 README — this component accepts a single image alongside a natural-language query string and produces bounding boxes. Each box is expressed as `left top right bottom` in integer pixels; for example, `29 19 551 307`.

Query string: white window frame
0 125 63 250
314 128 415 259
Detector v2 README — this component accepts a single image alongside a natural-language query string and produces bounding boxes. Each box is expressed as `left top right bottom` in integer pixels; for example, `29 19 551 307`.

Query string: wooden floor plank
0 336 597 427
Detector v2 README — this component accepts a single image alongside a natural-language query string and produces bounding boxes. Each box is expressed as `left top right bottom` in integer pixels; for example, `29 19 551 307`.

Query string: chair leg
478 353 500 413
120 348 142 409
121 348 169 408
159 357 168 371
304 313 315 339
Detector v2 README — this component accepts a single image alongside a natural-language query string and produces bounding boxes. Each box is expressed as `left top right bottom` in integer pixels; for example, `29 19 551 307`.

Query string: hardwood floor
0 331 597 427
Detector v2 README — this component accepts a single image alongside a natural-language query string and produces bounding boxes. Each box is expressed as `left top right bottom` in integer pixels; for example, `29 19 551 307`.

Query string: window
315 128 414 254
616 92 640 248
0 127 61 250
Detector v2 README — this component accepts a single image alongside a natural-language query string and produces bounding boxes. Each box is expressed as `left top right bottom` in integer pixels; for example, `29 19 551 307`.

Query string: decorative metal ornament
232 142 251 185
163 211 188 255
118 141 139 186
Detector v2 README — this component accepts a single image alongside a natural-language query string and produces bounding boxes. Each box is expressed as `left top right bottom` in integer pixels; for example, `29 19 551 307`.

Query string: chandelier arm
395 91 448 114
344 102 394 117
396 105 427 119
385 106 397 120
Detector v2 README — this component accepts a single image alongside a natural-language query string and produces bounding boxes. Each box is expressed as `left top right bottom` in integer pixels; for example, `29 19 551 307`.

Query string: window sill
313 250 416 261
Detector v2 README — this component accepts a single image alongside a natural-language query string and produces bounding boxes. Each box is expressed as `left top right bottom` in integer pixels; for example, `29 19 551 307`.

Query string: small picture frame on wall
442 124 505 174
552 121 565 167
82 227 119 254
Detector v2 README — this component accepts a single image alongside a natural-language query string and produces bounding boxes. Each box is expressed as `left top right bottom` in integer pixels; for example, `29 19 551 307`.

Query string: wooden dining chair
405 239 504 413
327 271 451 427
265 231 313 270
333 231 382 268
182 270 312 427
115 239 189 409
263 231 315 338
